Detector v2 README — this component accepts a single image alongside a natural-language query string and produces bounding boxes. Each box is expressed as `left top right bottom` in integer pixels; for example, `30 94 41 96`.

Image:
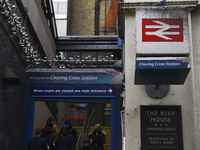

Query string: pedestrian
64 119 78 144
43 117 59 135
55 125 75 150
42 117 58 150
27 128 48 150
89 124 106 150
81 137 90 150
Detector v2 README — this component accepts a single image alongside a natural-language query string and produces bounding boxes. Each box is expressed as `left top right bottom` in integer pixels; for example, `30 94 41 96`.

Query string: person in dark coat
42 118 58 150
89 124 106 150
55 125 75 150
64 119 78 144
27 128 48 150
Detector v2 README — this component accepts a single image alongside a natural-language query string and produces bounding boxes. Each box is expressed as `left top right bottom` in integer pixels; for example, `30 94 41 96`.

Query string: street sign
135 57 191 84
143 19 183 42
31 86 116 97
136 7 189 55
136 57 190 69
25 71 121 84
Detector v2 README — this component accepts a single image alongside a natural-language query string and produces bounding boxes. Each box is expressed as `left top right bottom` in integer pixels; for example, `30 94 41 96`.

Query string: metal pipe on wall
95 0 100 35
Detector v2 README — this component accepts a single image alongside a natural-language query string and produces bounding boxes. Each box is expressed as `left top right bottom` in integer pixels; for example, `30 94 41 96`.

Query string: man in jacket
55 125 75 150
27 128 48 150
64 119 77 144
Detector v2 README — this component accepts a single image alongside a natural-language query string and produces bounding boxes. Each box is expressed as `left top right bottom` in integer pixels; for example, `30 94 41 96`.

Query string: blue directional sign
135 57 191 84
26 71 121 85
136 57 190 69
31 86 115 97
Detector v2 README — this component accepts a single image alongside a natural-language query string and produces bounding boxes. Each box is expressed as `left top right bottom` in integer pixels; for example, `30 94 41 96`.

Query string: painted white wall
33 101 57 137
124 8 200 150
191 4 200 150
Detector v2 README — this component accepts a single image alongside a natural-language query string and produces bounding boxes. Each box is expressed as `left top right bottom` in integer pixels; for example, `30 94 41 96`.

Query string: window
53 0 68 36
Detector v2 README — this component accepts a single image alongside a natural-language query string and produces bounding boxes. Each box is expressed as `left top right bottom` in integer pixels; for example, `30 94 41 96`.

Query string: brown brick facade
69 0 119 36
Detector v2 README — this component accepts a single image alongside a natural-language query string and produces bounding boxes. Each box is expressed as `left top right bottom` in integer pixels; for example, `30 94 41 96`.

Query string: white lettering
33 89 43 92
50 75 68 81
166 62 180 66
81 76 98 80
69 76 81 80
139 62 154 67
155 62 165 66
62 89 73 93
150 117 171 123
30 76 45 80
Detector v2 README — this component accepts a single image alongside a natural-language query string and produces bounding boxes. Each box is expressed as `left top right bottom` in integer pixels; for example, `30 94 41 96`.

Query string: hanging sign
136 7 189 55
25 71 121 84
136 57 190 69
135 57 190 84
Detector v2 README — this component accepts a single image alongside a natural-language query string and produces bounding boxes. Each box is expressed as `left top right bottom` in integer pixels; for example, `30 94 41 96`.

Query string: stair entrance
21 69 122 150
75 126 111 150
32 100 113 150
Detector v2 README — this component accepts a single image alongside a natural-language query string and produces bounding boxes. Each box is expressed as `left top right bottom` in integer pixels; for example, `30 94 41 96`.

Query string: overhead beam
56 36 119 51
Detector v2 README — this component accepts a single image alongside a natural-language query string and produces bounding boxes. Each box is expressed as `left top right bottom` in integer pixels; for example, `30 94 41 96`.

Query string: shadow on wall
0 127 9 150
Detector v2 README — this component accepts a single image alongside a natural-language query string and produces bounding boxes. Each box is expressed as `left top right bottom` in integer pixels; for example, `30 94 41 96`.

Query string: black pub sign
141 106 183 150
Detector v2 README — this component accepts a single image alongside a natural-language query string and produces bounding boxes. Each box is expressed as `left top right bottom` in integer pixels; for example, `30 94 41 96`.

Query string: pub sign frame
140 105 183 150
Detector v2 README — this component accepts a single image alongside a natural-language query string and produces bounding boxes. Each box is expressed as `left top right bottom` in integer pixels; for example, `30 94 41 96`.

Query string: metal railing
86 107 95 137
75 121 86 149
75 107 95 149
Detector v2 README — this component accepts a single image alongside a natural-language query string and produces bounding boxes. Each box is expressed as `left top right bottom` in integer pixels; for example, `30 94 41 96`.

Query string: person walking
27 128 48 150
55 125 75 150
42 117 58 150
89 124 106 150
43 117 59 135
64 119 78 144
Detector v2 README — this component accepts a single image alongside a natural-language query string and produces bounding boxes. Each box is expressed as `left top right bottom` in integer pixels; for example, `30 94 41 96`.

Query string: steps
74 126 111 150
102 127 111 150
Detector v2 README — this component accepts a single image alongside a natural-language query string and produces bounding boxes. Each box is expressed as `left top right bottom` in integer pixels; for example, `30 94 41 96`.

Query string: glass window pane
57 20 67 36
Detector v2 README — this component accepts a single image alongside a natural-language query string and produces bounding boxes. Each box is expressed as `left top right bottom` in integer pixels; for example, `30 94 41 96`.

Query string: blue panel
20 83 32 150
27 98 35 141
25 72 121 84
111 99 116 150
114 89 122 150
31 86 115 97
118 38 123 50
35 98 111 103
136 58 190 69
22 71 122 150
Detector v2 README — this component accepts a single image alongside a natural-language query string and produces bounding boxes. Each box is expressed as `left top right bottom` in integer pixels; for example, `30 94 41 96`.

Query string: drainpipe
95 0 100 35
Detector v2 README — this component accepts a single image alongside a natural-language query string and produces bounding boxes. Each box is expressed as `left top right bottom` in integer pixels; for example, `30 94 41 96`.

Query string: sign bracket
145 85 170 99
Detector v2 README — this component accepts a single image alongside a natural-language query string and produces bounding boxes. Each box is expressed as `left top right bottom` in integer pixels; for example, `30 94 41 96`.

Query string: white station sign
136 7 190 55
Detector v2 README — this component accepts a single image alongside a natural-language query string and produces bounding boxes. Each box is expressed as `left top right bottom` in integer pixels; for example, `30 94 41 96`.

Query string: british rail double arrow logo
142 19 183 42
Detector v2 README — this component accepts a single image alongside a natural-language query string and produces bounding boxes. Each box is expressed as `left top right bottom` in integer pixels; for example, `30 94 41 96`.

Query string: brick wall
69 0 118 36
69 0 95 35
